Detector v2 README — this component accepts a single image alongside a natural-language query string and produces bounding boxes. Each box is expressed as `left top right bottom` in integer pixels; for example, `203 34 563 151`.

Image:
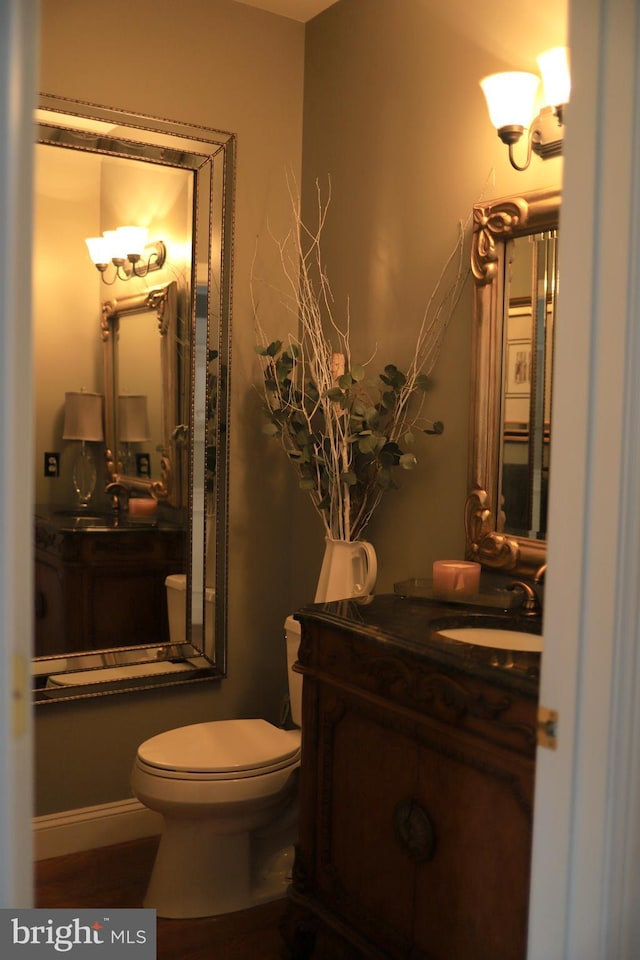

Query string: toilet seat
136 719 301 781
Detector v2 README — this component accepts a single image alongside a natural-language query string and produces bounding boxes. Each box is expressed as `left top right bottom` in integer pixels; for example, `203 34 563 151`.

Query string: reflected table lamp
62 391 104 508
119 394 151 475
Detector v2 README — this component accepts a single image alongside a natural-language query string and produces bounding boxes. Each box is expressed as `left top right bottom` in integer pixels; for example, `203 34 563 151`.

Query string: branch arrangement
254 178 468 542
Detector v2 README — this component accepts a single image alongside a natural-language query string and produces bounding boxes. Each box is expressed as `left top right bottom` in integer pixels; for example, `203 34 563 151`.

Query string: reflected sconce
85 225 166 285
62 391 104 507
118 394 151 475
480 46 571 171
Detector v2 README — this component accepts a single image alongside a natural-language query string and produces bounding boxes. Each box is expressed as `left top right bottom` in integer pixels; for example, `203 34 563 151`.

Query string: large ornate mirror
32 94 234 701
465 187 560 576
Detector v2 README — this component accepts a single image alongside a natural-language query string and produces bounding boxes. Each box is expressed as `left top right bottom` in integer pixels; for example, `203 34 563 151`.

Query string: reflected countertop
34 503 186 534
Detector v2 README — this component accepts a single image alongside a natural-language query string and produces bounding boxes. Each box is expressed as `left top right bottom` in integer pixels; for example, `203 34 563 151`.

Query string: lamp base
72 442 97 507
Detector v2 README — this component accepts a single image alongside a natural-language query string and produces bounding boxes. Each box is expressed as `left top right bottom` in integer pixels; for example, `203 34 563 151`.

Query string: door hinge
537 705 558 749
12 653 28 738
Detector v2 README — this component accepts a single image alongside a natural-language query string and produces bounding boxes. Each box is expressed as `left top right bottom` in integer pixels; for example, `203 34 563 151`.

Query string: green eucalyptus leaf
399 452 417 470
358 435 378 454
299 478 316 490
338 373 353 390
341 471 357 486
325 387 344 402
424 420 445 435
415 373 430 391
262 422 280 437
404 430 415 446
350 364 366 382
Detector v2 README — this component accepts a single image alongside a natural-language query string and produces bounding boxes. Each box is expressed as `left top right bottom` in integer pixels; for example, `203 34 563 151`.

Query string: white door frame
528 0 640 956
0 0 38 908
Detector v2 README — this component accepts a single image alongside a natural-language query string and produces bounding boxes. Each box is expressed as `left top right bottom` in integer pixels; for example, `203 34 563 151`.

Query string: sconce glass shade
537 46 571 107
119 394 151 442
480 71 540 131
117 225 148 258
85 236 111 266
62 391 104 442
102 229 125 261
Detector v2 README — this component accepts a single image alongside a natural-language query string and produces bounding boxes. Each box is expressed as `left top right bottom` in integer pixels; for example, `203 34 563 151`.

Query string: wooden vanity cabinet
34 514 185 657
283 609 539 960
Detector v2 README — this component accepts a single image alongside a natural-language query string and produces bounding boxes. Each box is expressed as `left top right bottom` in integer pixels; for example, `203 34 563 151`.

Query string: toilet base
142 788 298 919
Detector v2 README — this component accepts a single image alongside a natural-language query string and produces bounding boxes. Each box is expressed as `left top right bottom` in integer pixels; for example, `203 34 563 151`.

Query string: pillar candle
433 560 481 596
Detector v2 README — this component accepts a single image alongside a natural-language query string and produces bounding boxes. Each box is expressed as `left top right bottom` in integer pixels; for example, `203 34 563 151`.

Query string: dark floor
34 835 287 960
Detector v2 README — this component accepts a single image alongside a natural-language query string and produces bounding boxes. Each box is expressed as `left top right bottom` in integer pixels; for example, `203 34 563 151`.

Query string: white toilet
131 601 303 919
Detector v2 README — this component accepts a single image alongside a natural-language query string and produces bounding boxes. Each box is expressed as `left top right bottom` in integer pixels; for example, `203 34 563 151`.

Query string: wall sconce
480 46 571 171
85 225 166 284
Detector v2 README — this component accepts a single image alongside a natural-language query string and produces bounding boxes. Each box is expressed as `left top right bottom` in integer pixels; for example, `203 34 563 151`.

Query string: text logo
0 909 155 958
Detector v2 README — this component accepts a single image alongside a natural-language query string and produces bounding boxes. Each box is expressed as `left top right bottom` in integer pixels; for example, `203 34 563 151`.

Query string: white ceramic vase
314 537 377 603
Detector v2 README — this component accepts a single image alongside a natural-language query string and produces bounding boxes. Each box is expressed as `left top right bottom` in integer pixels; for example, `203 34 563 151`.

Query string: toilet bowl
131 608 303 918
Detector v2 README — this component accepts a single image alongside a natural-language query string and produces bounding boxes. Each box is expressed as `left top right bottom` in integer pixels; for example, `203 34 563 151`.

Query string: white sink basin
437 626 543 653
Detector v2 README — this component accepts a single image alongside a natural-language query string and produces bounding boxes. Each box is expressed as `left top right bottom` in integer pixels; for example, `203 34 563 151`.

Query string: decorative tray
393 577 521 612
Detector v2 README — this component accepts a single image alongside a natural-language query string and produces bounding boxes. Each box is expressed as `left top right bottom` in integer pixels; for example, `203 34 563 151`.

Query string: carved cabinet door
312 681 534 960
314 684 419 958
411 731 533 960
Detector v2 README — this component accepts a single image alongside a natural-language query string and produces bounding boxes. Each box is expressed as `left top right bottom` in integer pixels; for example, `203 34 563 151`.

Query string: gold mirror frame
465 187 560 577
101 281 185 505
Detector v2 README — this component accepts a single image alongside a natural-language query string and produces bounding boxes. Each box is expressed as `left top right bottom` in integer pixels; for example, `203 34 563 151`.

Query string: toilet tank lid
165 574 186 590
137 719 300 774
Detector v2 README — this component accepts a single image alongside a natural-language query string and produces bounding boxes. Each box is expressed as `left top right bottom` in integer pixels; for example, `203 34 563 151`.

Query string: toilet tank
165 574 187 645
166 574 216 648
285 616 303 727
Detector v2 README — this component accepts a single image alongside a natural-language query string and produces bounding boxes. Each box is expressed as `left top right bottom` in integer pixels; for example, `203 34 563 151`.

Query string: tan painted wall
34 0 566 815
293 0 566 602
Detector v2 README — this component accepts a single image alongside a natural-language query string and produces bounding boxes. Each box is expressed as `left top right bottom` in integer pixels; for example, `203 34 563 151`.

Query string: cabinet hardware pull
393 798 437 863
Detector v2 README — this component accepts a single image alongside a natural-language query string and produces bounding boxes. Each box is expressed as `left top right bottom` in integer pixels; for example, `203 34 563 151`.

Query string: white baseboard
34 798 162 861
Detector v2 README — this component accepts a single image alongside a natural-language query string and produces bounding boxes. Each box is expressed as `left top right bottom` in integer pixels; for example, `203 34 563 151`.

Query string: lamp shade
119 394 151 442
537 46 571 107
480 71 540 130
62 392 104 442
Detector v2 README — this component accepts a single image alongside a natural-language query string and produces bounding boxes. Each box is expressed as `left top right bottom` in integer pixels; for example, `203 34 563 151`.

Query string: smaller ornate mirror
466 187 560 577
101 281 186 505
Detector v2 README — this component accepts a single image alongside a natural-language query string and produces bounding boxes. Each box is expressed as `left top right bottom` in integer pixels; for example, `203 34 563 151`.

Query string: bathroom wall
293 0 567 602
34 0 566 815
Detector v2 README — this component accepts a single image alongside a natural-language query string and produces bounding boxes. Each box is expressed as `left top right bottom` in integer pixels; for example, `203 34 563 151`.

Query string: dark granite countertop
295 593 542 698
34 504 185 533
